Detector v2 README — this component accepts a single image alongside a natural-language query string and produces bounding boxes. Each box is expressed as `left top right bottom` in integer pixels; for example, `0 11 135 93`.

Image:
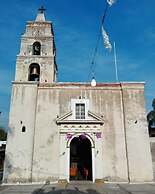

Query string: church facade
3 9 153 183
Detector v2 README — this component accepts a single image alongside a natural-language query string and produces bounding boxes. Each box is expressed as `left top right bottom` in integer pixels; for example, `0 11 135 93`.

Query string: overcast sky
0 0 155 128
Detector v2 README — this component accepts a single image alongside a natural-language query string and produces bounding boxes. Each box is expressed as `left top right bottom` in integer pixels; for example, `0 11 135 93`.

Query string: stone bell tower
3 7 58 183
15 6 57 83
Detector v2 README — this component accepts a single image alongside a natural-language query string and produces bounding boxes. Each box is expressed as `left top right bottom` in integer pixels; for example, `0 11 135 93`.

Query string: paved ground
0 182 155 194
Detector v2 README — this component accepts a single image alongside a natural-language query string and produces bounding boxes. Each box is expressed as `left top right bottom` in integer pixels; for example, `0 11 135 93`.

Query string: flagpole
113 41 119 82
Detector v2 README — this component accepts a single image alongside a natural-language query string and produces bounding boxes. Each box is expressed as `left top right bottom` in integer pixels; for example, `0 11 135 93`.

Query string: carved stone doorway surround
56 111 104 183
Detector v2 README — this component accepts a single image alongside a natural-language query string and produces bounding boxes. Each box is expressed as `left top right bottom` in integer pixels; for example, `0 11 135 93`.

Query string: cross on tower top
38 6 46 14
35 6 46 22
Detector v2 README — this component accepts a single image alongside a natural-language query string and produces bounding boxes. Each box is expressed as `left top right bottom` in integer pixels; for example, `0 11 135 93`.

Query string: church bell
31 67 39 75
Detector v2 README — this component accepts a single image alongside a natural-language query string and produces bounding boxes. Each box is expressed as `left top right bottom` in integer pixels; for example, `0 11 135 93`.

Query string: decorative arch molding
67 133 95 148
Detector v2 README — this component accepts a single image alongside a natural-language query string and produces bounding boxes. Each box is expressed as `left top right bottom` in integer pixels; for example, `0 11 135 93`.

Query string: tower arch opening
70 135 92 181
33 41 41 55
28 63 40 81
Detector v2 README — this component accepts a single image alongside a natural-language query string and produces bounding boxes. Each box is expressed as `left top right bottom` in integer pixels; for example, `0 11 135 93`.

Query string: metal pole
113 41 119 82
120 83 130 182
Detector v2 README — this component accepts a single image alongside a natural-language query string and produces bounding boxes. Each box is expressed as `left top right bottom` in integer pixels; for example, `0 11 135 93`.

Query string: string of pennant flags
102 26 112 51
90 0 117 86
107 0 116 7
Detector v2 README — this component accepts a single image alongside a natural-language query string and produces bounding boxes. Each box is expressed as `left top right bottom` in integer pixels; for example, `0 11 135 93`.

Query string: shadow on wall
7 126 15 137
2 153 13 183
32 187 101 194
0 127 14 184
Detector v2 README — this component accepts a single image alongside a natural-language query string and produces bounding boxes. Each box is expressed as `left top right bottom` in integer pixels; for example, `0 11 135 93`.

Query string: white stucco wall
30 84 130 182
3 82 38 183
4 82 153 183
32 89 60 182
122 84 153 182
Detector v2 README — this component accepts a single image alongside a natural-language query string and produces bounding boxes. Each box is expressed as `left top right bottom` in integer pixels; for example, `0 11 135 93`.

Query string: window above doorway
75 103 85 119
71 99 89 120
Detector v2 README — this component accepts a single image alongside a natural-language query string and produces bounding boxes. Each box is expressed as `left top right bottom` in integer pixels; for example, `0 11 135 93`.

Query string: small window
22 126 26 132
33 42 41 55
75 103 85 119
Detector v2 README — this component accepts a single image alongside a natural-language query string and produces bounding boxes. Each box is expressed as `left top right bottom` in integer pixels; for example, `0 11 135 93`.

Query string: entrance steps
69 181 93 185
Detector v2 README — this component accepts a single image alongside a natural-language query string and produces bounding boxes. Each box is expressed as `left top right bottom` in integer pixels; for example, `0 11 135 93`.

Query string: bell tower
3 8 58 183
15 6 57 83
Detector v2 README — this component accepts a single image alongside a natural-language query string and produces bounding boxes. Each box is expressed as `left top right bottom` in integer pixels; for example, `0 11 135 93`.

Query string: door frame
67 133 95 182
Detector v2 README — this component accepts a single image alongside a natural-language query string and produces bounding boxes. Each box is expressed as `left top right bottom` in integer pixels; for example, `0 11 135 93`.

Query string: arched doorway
70 135 92 181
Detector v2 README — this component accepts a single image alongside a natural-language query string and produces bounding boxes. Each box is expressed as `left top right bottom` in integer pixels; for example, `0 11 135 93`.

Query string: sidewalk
0 182 155 194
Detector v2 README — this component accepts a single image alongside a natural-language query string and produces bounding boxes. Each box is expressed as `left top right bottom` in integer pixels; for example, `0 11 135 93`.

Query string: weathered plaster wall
3 82 38 183
32 84 128 182
32 89 60 182
94 88 128 182
122 83 153 182
4 82 153 183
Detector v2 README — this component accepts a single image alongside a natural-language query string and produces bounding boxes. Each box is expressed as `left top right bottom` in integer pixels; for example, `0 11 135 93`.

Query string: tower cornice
21 35 54 39
16 55 55 59
27 21 52 25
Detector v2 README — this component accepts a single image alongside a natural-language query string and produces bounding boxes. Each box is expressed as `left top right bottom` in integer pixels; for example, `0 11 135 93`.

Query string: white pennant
101 26 112 52
107 0 116 6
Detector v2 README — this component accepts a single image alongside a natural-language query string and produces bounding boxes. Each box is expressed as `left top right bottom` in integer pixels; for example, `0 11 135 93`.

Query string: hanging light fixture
91 77 96 87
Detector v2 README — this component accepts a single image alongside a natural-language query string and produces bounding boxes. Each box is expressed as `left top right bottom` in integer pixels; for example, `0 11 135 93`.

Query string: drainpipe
30 83 39 182
120 83 130 183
